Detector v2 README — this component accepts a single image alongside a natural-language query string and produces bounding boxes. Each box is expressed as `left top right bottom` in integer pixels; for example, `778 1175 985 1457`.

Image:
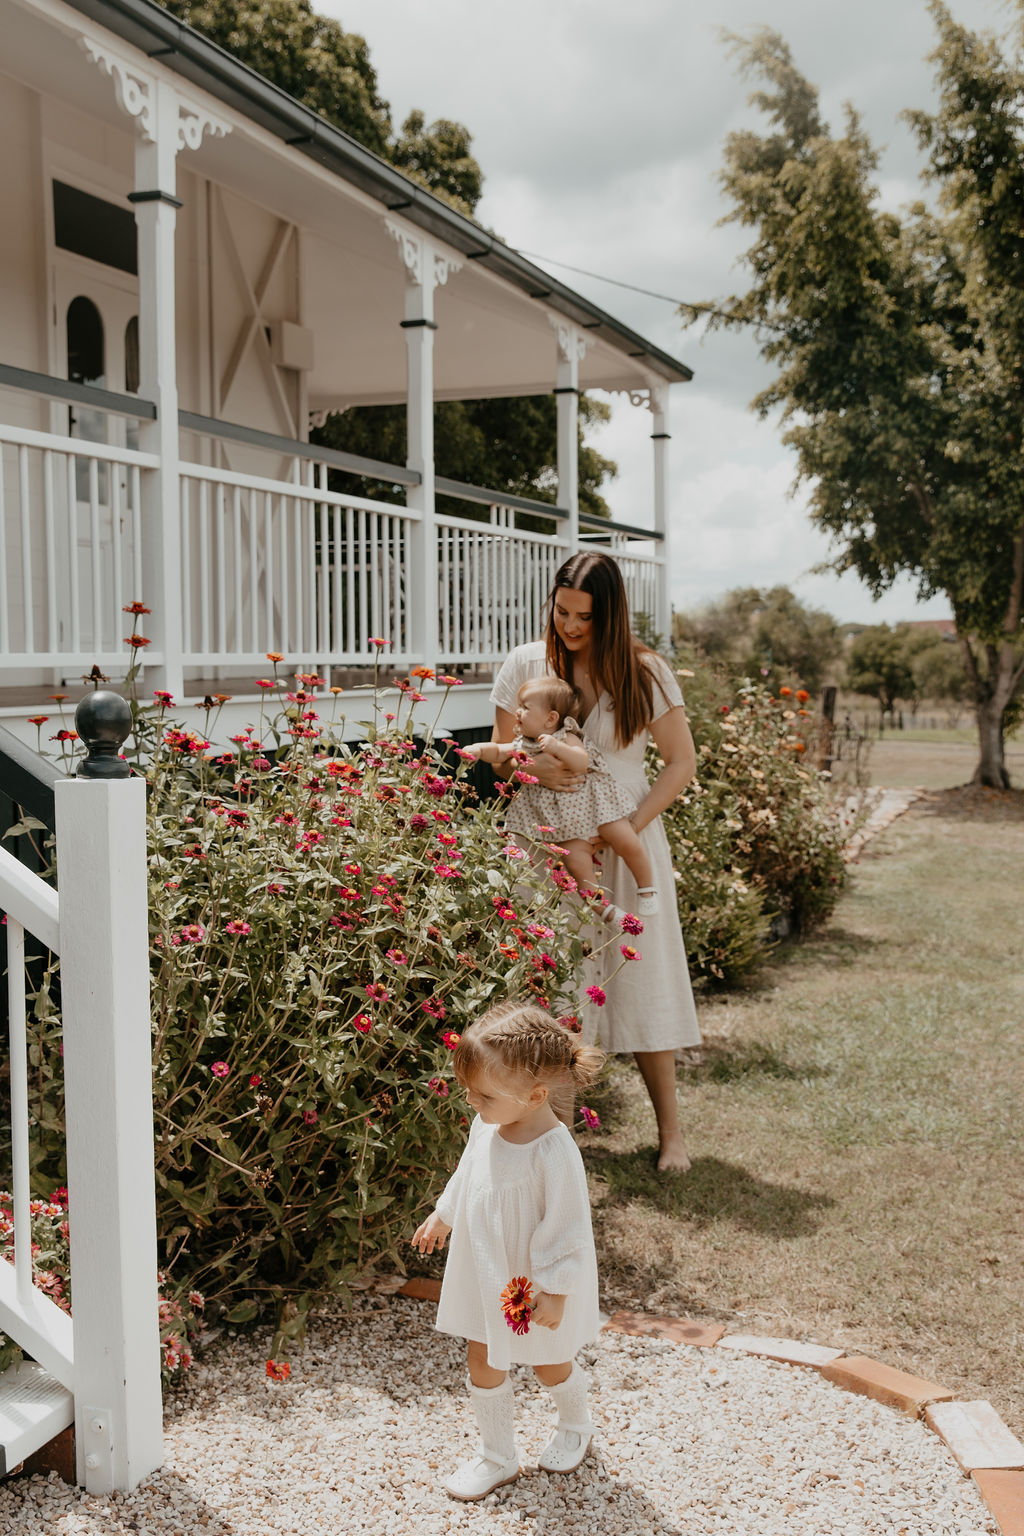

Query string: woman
490 550 700 1172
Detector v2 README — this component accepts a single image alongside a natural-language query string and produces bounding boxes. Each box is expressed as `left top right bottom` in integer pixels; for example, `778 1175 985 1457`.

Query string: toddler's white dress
434 1115 600 1371
503 720 637 843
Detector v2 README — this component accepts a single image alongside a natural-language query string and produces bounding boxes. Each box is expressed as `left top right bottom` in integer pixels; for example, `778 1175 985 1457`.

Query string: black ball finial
74 691 133 779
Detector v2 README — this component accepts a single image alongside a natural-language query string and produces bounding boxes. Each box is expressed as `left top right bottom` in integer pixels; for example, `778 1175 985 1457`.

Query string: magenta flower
365 982 390 1002
586 985 606 1007
432 863 462 878
178 923 206 945
427 1077 449 1097
353 1013 373 1034
249 1074 262 1088
620 945 640 962
620 912 644 936
368 636 390 648
408 814 428 831
421 997 446 1020
513 770 539 785
385 948 407 965
210 1062 230 1079
225 920 251 937
302 1109 319 1126
442 1030 462 1050
579 1105 601 1130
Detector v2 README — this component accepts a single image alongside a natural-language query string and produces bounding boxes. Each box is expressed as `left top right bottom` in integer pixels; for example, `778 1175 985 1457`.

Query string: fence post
54 771 162 1493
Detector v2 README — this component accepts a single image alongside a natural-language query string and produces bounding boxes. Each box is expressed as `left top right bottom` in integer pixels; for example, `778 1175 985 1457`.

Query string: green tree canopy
674 585 841 694
845 625 921 718
686 6 1024 785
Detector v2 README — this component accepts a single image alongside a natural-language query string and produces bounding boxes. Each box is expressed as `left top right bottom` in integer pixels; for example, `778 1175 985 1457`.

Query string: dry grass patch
582 787 1024 1435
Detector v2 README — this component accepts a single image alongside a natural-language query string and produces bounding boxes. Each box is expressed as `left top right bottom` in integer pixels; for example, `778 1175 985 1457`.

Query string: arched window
66 296 105 388
124 315 139 395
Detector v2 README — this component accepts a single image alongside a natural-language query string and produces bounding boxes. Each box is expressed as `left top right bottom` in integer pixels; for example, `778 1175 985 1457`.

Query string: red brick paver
603 1310 725 1347
972 1469 1024 1536
821 1355 953 1417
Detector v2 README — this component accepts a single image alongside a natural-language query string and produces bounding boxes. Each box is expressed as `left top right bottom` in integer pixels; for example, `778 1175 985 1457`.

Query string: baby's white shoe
444 1452 519 1501
538 1426 592 1474
634 887 658 916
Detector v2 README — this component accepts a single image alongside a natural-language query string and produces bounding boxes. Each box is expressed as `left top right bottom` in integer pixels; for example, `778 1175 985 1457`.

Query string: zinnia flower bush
21 667 599 1354
661 666 858 983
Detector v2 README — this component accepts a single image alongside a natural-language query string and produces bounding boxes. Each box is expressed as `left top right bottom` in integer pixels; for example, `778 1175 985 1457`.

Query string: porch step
0 1361 74 1476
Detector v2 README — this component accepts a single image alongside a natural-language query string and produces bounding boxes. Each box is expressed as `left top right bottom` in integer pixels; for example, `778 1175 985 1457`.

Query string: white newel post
386 221 461 667
650 382 672 639
55 773 162 1494
552 320 586 554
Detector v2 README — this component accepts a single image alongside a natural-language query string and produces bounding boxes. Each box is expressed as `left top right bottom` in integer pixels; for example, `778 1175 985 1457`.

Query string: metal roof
62 0 694 385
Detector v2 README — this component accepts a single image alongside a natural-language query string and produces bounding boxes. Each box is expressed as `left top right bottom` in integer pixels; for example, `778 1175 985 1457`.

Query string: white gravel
0 1297 998 1535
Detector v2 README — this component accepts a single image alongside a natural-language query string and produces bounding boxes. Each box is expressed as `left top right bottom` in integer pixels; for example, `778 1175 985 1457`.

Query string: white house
0 0 692 743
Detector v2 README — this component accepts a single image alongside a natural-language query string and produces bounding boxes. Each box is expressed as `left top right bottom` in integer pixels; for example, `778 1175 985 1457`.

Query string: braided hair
452 1000 604 1098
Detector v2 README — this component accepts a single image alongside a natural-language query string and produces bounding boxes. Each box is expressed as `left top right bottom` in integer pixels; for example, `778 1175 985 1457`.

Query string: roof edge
58 0 694 384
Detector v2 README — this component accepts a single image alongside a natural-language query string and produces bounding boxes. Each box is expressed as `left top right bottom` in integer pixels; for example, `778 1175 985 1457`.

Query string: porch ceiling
10 0 693 408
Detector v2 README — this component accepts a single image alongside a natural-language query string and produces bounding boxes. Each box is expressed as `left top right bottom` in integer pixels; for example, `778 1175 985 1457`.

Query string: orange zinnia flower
500 1276 534 1335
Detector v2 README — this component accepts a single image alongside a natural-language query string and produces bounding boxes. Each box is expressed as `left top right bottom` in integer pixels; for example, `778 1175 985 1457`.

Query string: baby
462 677 657 917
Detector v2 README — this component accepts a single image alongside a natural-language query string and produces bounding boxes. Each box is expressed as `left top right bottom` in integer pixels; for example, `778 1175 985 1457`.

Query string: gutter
61 0 693 384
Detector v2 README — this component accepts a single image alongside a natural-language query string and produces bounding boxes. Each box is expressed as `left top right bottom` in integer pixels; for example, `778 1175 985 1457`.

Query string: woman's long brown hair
543 551 669 748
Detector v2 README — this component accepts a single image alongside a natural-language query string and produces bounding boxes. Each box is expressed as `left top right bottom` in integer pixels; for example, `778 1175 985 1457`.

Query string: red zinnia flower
123 601 151 615
266 1359 290 1381
124 633 151 647
500 1276 535 1336
353 1013 373 1034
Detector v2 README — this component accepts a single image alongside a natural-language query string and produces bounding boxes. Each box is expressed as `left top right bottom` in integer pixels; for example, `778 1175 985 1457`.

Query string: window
53 180 137 276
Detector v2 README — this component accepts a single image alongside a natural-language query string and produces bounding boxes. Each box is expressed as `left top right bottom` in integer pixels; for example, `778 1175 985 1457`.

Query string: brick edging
397 1280 1024 1535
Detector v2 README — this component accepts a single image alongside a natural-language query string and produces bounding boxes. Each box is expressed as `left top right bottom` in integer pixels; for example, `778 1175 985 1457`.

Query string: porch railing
0 773 162 1492
1 369 665 689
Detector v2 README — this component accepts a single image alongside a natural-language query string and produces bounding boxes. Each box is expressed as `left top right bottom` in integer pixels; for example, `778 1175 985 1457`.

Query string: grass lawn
867 735 1024 789
581 785 1024 1436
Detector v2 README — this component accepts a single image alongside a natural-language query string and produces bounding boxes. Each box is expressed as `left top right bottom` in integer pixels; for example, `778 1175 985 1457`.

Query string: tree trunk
972 698 1009 787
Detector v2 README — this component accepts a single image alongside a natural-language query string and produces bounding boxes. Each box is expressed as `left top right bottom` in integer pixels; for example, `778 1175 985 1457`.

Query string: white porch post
552 320 585 554
132 81 184 698
386 222 461 667
55 775 162 1494
78 39 231 698
650 382 672 639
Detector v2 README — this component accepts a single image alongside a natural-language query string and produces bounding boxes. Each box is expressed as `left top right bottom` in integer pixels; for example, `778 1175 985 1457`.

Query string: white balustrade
0 425 154 667
178 460 420 667
436 507 569 664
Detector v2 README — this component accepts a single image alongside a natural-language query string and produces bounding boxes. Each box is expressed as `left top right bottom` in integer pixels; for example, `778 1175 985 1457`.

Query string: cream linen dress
434 1116 601 1371
491 641 702 1056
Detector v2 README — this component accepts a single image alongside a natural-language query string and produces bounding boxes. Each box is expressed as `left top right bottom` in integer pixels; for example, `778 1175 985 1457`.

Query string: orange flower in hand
500 1276 535 1336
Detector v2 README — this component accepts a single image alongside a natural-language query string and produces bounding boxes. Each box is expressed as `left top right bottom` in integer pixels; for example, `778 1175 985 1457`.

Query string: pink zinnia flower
210 1061 230 1079
249 1074 262 1088
385 949 407 965
178 923 205 944
620 945 640 962
368 636 390 648
427 1077 449 1097
225 920 251 937
586 985 606 1007
620 913 644 936
302 1109 319 1126
442 1030 461 1050
353 1014 373 1034
579 1105 601 1130
421 997 446 1020
365 982 389 1002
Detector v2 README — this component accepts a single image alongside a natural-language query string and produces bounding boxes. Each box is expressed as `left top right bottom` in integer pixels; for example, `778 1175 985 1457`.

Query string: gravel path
0 1297 998 1535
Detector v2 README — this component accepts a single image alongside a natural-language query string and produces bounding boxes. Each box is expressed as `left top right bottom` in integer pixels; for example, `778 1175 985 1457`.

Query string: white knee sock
467 1376 518 1465
544 1362 594 1437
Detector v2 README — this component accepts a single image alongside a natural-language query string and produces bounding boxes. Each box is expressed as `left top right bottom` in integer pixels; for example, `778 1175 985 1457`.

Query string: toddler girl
461 676 658 916
411 1001 605 1501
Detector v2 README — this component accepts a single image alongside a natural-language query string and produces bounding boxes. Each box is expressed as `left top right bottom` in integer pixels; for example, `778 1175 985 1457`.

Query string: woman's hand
411 1211 451 1255
494 706 584 791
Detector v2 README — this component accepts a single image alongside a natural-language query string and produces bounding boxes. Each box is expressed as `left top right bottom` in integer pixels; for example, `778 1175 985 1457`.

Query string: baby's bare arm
460 739 516 764
536 735 589 774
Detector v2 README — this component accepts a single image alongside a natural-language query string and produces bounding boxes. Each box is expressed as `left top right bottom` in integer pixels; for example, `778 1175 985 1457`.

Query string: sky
326 0 1011 626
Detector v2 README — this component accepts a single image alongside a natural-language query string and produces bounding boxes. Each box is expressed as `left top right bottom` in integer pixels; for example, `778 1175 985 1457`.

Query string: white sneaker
444 1452 520 1501
635 887 658 916
538 1427 592 1473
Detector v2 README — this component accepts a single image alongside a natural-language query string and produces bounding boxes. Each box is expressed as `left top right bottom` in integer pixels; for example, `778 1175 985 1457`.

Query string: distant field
865 736 1024 789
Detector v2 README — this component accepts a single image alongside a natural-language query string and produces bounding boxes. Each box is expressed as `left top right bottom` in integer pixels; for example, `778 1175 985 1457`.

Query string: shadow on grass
588 1149 834 1239
915 785 1024 823
687 1038 828 1085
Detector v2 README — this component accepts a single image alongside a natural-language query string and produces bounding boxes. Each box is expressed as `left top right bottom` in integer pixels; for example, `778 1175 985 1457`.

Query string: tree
674 585 841 694
845 625 920 720
911 636 968 716
684 6 1024 785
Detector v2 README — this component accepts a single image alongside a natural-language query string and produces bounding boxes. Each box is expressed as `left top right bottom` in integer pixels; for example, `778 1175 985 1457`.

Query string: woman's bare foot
656 1137 691 1173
